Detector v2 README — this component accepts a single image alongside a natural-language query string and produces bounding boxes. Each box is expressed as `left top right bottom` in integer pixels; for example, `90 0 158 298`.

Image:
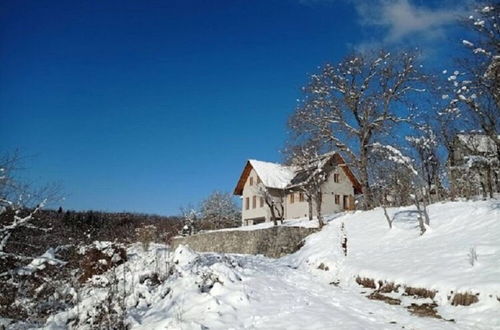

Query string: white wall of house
319 165 355 215
283 166 355 219
284 192 309 219
241 168 271 226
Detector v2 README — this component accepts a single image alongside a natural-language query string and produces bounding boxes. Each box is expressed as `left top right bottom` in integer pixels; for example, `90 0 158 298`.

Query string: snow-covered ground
42 199 499 329
130 247 463 330
285 199 500 328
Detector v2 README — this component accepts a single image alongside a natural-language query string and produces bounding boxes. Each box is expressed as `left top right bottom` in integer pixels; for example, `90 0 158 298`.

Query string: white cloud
354 0 468 43
299 0 472 54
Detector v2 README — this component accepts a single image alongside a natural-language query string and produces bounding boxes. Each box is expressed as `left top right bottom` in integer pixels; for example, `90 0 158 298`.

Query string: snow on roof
248 159 296 189
456 134 498 153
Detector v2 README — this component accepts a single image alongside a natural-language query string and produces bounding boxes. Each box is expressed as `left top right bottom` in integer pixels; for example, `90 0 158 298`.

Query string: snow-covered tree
0 152 60 269
447 3 499 159
370 143 430 234
435 3 500 199
370 150 414 210
406 124 443 203
179 204 198 235
199 191 240 230
289 50 427 209
449 133 499 199
285 140 330 228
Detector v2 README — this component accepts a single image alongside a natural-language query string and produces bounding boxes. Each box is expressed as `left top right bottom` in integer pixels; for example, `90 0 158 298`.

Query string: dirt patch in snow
317 263 330 271
356 277 438 300
368 292 401 305
355 277 484 311
407 303 442 319
378 282 400 293
451 292 479 306
356 277 376 289
404 286 436 299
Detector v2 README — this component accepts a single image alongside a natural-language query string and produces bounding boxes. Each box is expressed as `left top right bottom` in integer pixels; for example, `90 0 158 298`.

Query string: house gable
234 161 252 196
288 153 362 195
333 154 363 195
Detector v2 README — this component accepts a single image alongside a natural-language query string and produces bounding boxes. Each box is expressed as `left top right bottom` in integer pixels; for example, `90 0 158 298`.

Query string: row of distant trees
282 3 499 231
0 152 183 267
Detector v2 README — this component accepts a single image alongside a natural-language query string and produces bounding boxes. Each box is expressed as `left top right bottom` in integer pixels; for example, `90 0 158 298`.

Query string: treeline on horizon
0 207 183 256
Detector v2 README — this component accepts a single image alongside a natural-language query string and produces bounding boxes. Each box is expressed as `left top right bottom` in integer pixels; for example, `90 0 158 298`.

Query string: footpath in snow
133 247 465 330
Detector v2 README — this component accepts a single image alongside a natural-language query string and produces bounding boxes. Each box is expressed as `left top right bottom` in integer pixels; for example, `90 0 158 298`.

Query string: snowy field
42 199 499 329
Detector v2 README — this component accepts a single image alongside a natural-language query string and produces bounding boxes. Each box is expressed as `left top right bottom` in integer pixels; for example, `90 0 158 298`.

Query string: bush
135 225 157 251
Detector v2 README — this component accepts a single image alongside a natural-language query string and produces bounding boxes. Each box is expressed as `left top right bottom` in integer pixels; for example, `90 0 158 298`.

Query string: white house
233 153 362 226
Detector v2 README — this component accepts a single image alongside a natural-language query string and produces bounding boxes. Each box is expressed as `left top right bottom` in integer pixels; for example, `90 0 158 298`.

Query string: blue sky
0 0 469 214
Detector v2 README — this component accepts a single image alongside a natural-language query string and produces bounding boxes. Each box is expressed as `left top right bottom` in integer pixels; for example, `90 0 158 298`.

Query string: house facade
233 153 362 226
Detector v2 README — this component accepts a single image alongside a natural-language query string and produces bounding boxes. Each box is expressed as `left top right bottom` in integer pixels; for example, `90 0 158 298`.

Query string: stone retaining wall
171 226 318 258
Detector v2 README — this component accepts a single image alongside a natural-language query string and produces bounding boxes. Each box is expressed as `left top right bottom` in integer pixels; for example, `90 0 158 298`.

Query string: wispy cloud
354 0 468 44
300 0 471 52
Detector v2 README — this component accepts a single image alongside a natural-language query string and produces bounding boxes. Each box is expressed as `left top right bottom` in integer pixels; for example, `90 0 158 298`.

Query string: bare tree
434 98 468 200
406 124 443 203
371 144 430 234
449 4 499 159
0 152 61 263
289 50 427 210
256 184 284 226
285 142 332 228
199 191 240 229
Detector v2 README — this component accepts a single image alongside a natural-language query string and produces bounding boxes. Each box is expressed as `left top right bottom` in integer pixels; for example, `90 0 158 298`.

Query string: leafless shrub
135 224 157 251
78 244 127 283
468 247 478 266
340 222 347 256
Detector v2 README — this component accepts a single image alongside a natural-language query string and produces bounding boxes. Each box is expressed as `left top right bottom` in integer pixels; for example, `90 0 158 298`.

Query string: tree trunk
494 171 500 193
421 194 430 226
382 204 392 229
316 191 324 228
359 148 372 210
434 175 441 202
486 166 493 198
414 188 430 234
308 197 313 221
278 199 285 224
447 145 457 201
414 200 426 235
271 211 278 226
266 201 278 226
480 170 488 199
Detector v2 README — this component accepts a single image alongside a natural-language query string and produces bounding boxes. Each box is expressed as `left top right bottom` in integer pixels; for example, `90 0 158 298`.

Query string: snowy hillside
34 199 500 330
285 199 500 328
289 200 500 293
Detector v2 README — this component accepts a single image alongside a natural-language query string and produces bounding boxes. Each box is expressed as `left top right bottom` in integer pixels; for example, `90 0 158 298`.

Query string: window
245 197 250 210
252 195 256 209
257 176 261 184
290 193 295 204
249 177 254 186
260 197 264 207
335 194 340 204
299 192 305 202
334 173 340 183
